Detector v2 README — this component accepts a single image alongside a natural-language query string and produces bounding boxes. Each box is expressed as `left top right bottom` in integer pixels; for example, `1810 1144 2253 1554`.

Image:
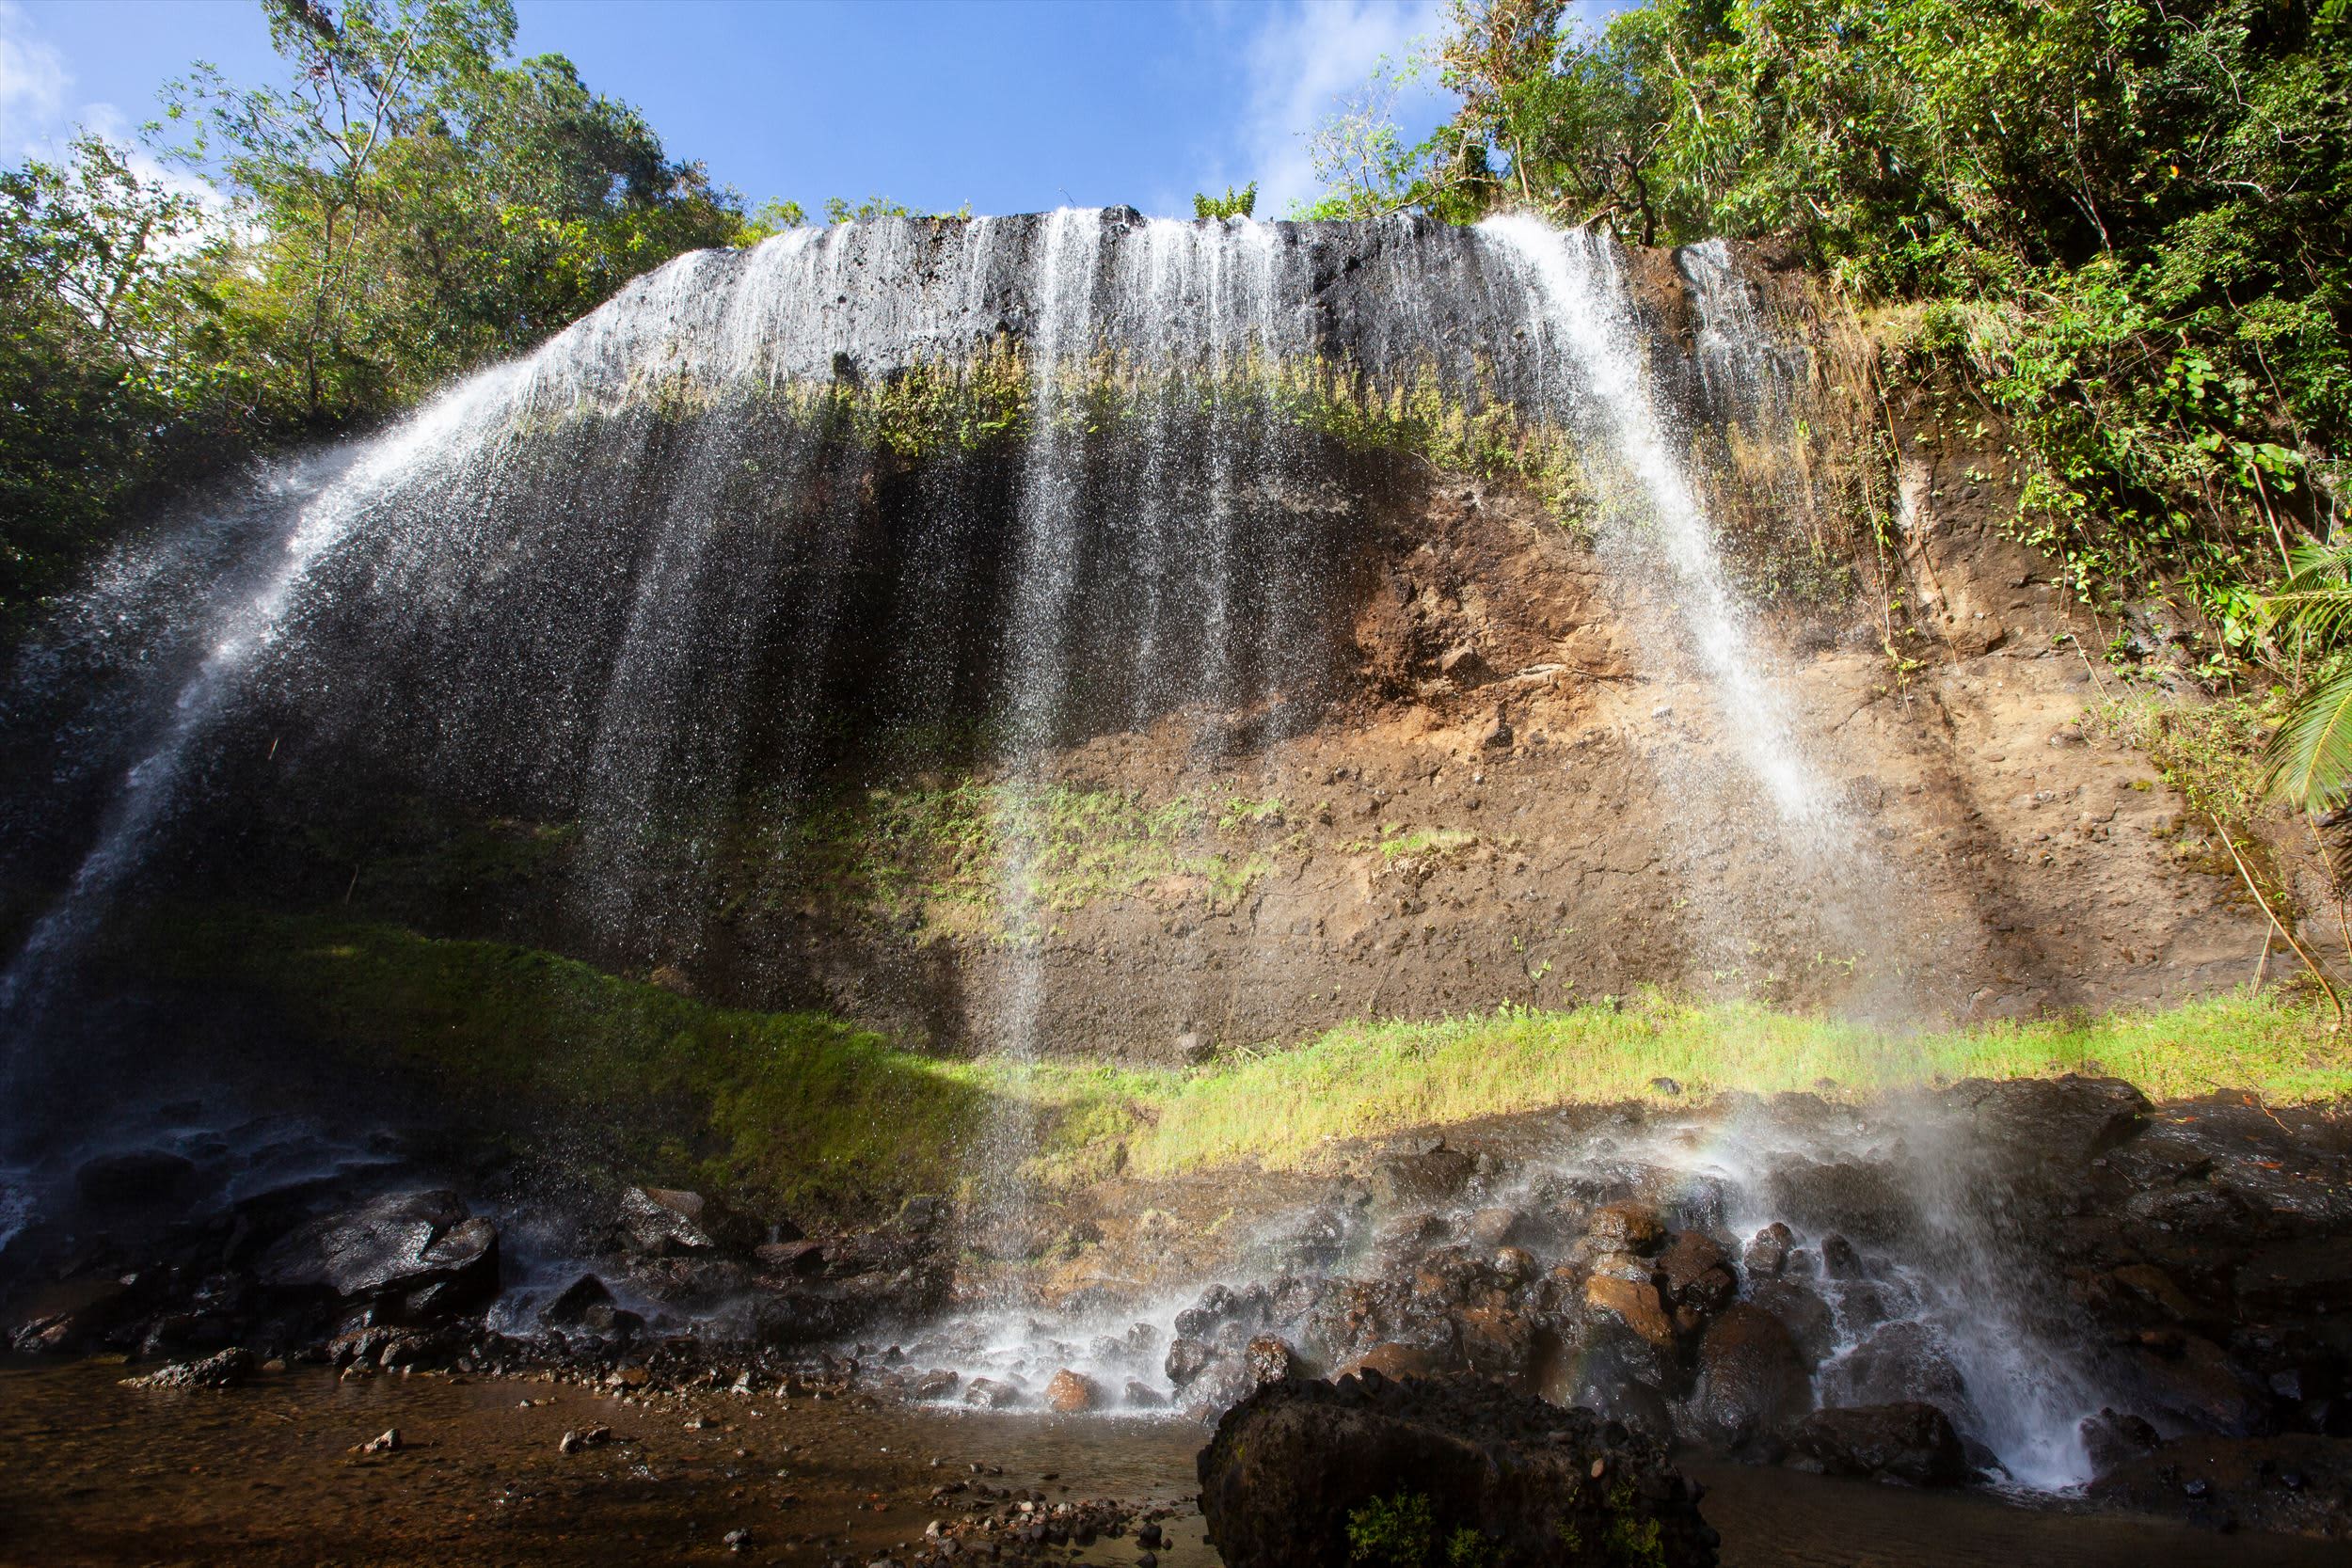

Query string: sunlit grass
156 911 2347 1216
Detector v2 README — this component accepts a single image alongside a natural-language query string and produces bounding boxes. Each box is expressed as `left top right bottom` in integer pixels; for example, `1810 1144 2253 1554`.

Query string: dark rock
1198 1375 1716 1568
1741 1223 1793 1280
1166 1336 1216 1387
1658 1232 1737 1314
754 1239 828 1275
559 1423 612 1454
2236 1239 2352 1317
1788 1402 1970 1486
1747 1280 1836 1367
2129 1332 2269 1436
1818 1233 1865 1279
913 1369 960 1401
540 1274 614 1327
2078 1407 2163 1478
75 1150 198 1208
1692 1304 1812 1450
1124 1379 1167 1408
614 1186 722 1256
1944 1074 2151 1168
256 1191 498 1311
1823 1321 1969 1415
121 1346 254 1390
1371 1143 1478 1209
1761 1160 1913 1247
1587 1201 1667 1256
2090 1433 2352 1538
963 1377 1026 1410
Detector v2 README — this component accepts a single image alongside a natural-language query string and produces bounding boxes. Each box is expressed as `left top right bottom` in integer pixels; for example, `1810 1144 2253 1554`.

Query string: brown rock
1585 1275 1677 1349
1658 1231 1737 1313
1693 1304 1812 1449
1043 1369 1102 1412
1587 1202 1667 1256
1342 1342 1443 1382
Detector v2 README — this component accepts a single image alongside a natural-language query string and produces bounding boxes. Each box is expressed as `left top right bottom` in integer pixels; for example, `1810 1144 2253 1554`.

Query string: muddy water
0 1360 2329 1568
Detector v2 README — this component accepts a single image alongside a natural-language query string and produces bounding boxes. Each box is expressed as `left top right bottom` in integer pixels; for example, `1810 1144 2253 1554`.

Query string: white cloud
1221 0 1450 218
0 1 72 151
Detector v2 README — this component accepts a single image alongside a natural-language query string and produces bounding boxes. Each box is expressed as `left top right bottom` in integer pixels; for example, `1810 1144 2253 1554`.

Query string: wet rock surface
5 1078 2350 1554
1200 1372 1718 1568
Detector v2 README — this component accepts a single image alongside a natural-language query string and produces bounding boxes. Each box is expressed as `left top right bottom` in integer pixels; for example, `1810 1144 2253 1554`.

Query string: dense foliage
0 0 746 631
1308 0 2349 682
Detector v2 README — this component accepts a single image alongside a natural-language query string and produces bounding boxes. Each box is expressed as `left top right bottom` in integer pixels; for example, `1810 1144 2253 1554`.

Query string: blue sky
0 0 1470 218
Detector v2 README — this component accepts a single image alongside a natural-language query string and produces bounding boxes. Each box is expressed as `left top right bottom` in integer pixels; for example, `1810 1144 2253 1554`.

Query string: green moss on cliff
734 780 1297 941
157 910 985 1214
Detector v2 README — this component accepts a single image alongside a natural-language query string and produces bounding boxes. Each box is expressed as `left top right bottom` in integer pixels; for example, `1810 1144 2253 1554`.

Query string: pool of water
0 1358 2328 1566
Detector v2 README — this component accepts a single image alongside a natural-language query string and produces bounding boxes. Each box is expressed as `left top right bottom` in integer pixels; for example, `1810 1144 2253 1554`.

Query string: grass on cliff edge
166 912 2347 1216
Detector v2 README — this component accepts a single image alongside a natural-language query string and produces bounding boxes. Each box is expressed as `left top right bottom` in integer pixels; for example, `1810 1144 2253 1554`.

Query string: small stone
358 1429 402 1455
723 1528 752 1552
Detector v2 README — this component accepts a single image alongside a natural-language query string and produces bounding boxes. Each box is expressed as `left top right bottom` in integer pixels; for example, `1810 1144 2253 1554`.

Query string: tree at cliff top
0 0 746 632
1305 0 2349 649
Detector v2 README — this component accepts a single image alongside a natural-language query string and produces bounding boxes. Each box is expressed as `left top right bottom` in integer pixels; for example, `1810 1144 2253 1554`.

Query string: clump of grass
1110 990 2346 1177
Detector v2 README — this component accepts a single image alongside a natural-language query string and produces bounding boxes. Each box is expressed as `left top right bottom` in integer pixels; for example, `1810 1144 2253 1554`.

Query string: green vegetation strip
164 912 2346 1216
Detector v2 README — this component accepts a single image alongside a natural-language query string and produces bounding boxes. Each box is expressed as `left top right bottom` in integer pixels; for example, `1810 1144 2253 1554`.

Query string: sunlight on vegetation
157 912 2351 1215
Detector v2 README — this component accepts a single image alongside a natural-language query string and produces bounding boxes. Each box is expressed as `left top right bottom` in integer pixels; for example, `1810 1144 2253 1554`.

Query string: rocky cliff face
0 212 2273 1110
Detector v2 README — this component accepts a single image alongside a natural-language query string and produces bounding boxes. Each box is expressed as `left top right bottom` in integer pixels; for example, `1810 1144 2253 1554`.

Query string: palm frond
2262 662 2352 813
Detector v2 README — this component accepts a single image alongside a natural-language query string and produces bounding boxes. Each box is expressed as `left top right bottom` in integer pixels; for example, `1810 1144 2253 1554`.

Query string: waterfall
0 207 2144 1489
1480 215 1830 831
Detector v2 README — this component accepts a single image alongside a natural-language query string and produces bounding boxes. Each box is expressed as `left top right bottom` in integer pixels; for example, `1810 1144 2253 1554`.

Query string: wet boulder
1167 1335 1218 1387
256 1191 499 1313
1199 1374 1718 1568
614 1185 723 1256
1370 1139 1478 1209
1586 1201 1667 1257
1943 1075 2150 1171
1741 1222 1793 1280
1761 1160 1911 1247
539 1274 614 1328
1746 1280 1836 1367
2077 1407 2163 1478
1451 1307 1536 1389
1304 1277 1458 1372
1787 1402 1970 1487
1044 1369 1103 1412
1584 1275 1677 1351
963 1376 1027 1410
1658 1232 1737 1315
1692 1304 1812 1451
1821 1321 1969 1415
